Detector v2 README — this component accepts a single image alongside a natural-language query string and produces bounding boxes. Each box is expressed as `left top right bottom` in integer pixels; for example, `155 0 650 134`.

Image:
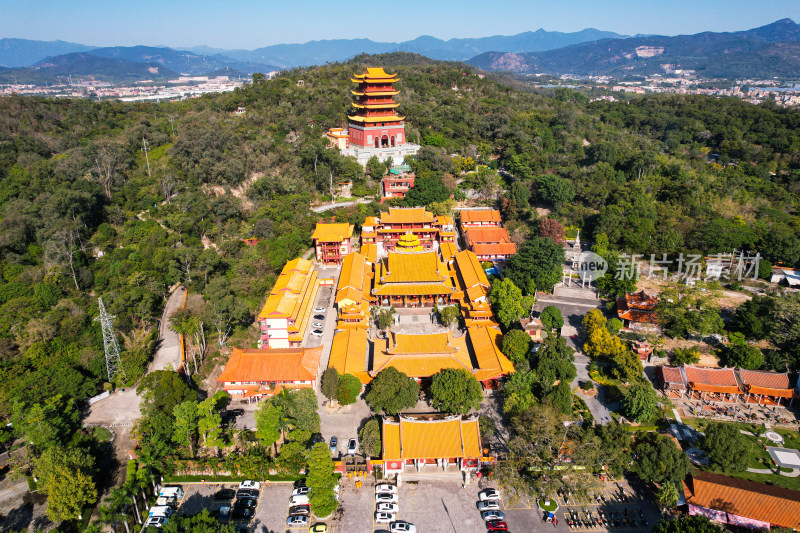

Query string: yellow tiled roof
311 222 354 242
380 208 435 224
379 251 448 283
372 333 472 378
372 283 456 296
460 209 502 224
337 253 367 293
382 415 482 461
336 286 363 305
352 90 399 97
469 326 515 381
437 215 455 225
440 242 458 262
258 258 316 319
361 243 378 264
363 216 379 227
454 250 490 291
348 114 404 123
217 346 322 384
328 329 370 383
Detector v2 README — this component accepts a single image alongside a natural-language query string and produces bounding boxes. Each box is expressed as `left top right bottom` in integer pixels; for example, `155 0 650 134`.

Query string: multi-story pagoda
325 67 419 167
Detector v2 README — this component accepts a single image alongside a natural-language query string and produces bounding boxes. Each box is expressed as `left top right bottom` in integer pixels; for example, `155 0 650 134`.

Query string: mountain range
1 19 799 85
468 18 800 79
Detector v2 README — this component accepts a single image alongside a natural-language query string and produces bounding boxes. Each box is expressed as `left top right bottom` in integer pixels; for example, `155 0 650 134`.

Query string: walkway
310 198 373 213
571 353 614 425
150 287 186 372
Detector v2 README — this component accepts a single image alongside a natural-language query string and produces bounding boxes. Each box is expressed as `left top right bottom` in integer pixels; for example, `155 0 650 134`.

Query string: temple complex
311 221 354 265
257 258 319 348
361 207 455 254
459 209 517 262
373 250 457 308
325 67 420 166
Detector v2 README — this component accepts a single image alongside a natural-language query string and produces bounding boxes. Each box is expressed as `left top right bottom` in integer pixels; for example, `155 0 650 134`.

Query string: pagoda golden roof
348 114 405 123
352 102 400 109
395 231 422 252
351 67 399 82
351 90 400 96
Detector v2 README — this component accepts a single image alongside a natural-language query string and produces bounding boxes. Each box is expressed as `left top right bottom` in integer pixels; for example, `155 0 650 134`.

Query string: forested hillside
0 53 798 470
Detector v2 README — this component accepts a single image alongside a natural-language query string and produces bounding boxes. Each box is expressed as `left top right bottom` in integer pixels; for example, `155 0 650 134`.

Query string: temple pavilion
325 67 420 166
373 250 457 308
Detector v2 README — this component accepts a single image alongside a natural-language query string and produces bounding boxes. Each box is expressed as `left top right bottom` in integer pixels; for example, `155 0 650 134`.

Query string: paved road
571 353 614 425
310 198 373 213
151 287 187 372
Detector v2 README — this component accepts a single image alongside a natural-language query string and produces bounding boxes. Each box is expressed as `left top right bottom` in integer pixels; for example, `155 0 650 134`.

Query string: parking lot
169 474 659 533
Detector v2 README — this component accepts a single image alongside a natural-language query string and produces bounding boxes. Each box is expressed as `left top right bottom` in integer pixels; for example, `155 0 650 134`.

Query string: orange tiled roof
738 369 791 390
352 67 398 80
311 222 353 242
258 259 318 320
624 290 658 310
379 207 435 224
328 329 370 383
684 470 800 529
468 326 515 381
454 250 490 291
337 253 367 294
380 252 447 283
372 332 472 378
440 242 458 262
464 227 513 247
361 243 378 264
472 243 518 257
616 296 659 324
363 216 379 228
660 366 686 386
382 415 482 461
460 210 502 224
217 346 322 384
684 365 738 387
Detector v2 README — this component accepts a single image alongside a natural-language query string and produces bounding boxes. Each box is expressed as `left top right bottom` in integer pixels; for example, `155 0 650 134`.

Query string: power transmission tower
141 137 152 179
96 298 125 383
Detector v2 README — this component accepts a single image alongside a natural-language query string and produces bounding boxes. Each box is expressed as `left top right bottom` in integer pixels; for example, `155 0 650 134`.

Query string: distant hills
1 20 799 85
468 18 800 79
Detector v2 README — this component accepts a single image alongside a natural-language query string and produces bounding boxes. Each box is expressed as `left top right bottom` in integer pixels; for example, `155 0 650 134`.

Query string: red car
487 521 508 532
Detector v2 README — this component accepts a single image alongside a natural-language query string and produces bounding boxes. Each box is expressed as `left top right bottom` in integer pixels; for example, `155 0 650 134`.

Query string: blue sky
2 0 800 49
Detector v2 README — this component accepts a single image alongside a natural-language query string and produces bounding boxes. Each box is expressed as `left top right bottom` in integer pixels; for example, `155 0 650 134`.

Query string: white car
376 502 399 513
239 480 261 490
292 486 310 496
481 510 505 521
375 484 398 494
312 322 324 328
286 515 309 526
477 500 500 511
314 307 326 313
390 522 417 533
348 438 358 455
311 329 324 336
289 494 309 505
375 511 396 524
375 492 399 503
144 516 168 528
479 488 501 501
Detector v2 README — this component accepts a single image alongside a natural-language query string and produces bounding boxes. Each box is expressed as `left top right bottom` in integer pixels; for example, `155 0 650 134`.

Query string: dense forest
0 51 799 525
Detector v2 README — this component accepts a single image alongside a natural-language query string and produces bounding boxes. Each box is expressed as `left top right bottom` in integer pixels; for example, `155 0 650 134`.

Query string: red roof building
459 209 502 228
217 346 322 400
684 365 742 401
380 174 414 202
658 365 688 398
462 227 517 262
737 368 796 405
617 290 660 332
685 470 800 530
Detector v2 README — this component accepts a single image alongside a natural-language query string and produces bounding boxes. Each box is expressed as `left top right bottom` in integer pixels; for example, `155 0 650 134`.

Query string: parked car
314 307 326 313
143 516 168 529
347 438 358 455
309 525 328 533
236 489 259 500
487 520 509 532
329 436 338 454
375 492 399 503
155 496 177 508
213 489 235 502
375 484 398 494
311 329 324 336
289 494 310 505
389 522 417 533
230 506 254 521
158 486 184 500
479 489 501 501
314 314 325 320
239 480 260 490
375 512 396 524
481 510 505 522
312 322 324 328
376 502 399 513
148 506 173 518
234 498 257 509
289 504 310 515
286 515 309 526
477 500 500 511
292 486 310 496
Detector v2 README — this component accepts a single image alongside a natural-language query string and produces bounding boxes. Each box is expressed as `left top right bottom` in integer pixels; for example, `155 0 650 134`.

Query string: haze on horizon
2 0 800 50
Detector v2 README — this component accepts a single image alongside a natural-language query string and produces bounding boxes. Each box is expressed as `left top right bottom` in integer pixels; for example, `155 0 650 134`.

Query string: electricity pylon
96 298 125 383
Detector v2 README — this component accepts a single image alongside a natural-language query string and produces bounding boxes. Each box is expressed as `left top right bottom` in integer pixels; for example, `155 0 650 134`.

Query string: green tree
502 329 532 366
366 156 386 179
721 335 764 370
505 235 565 293
172 400 200 457
734 295 775 340
652 515 721 533
281 388 321 434
438 305 461 327
430 368 483 414
613 348 644 382
656 283 724 338
337 373 362 405
320 367 340 403
404 174 451 207
358 418 382 458
656 482 679 510
531 334 576 392
306 442 338 518
255 400 284 451
540 305 564 330
364 367 419 415
701 422 751 473
622 381 658 422
606 318 623 335
489 278 534 329
543 380 573 415
373 306 396 332
671 347 700 366
594 251 638 298
34 446 98 522
161 510 238 533
631 433 690 486
11 394 80 450
197 396 225 450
